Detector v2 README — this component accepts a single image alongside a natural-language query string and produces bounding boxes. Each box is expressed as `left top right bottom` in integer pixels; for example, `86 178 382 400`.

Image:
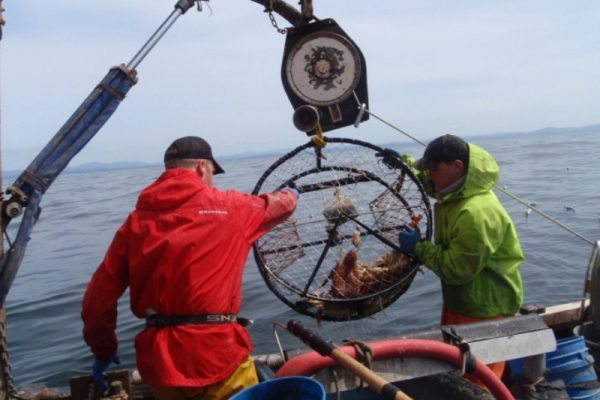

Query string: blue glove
398 226 421 255
92 355 121 391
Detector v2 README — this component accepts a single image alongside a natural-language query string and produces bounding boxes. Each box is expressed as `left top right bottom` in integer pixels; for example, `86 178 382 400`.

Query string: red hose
274 338 514 400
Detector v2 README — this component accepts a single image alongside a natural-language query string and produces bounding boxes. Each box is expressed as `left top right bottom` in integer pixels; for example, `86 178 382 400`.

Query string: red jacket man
82 136 298 399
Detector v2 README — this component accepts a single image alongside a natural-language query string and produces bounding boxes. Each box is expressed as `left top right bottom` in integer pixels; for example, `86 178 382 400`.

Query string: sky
1 1 599 171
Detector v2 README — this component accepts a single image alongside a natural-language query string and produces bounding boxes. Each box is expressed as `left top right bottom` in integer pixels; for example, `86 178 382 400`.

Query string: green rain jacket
413 143 524 317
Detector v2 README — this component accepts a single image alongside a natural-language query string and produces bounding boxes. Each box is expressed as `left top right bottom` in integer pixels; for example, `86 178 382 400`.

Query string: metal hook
354 103 367 128
196 0 213 15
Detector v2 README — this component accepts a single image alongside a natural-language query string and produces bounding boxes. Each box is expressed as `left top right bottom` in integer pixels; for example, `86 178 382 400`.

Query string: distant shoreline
2 123 599 180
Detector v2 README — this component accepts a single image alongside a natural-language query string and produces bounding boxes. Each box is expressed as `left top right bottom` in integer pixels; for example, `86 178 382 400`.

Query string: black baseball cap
164 136 225 174
413 134 469 170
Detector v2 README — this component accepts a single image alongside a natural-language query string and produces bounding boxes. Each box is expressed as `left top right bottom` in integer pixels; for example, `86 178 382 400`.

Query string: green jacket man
399 134 524 318
397 134 524 382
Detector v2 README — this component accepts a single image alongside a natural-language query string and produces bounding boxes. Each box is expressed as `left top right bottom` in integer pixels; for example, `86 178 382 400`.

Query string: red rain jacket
82 168 297 387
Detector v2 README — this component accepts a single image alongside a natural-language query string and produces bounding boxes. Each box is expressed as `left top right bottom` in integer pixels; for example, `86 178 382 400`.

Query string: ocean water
4 129 600 389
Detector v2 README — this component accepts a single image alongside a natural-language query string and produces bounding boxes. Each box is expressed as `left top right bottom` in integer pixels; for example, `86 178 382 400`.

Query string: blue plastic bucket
575 322 600 373
230 377 326 400
546 336 597 386
509 335 600 399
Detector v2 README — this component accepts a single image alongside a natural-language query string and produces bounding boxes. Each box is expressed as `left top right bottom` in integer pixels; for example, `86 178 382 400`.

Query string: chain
267 10 288 34
264 0 288 35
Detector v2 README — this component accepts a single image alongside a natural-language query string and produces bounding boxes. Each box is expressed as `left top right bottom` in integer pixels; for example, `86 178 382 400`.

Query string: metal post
522 353 546 384
127 0 197 70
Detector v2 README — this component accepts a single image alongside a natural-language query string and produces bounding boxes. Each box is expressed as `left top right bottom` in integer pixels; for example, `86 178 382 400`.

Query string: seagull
527 201 537 207
564 205 575 212
524 208 532 219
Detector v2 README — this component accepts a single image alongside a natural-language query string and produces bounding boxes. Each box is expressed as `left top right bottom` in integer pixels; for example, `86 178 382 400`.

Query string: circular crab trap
252 137 432 321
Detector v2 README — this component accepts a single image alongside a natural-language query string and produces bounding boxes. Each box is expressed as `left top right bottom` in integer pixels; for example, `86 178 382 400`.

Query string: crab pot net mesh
252 138 432 321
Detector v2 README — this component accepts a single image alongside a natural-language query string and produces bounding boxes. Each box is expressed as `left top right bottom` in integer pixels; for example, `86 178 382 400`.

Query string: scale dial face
285 31 361 106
